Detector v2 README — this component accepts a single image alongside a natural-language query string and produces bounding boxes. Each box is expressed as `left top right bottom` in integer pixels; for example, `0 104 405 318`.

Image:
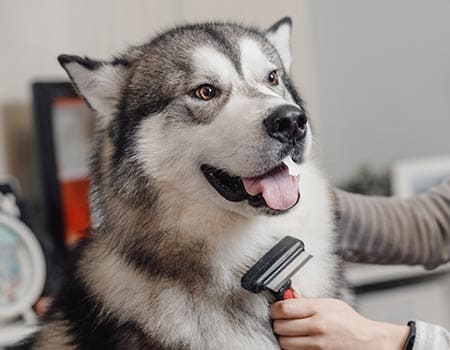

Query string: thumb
292 288 302 298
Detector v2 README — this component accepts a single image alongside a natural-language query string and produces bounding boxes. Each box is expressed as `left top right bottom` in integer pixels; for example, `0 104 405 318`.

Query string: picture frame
32 82 94 258
391 155 450 197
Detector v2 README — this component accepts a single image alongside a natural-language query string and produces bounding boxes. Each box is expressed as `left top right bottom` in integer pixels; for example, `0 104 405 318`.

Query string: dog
32 17 340 349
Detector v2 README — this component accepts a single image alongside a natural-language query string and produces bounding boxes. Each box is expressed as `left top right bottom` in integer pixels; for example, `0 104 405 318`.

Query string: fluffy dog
32 17 339 349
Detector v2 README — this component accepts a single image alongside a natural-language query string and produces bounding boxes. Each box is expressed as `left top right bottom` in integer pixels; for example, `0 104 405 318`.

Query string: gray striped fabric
335 178 450 269
334 178 450 349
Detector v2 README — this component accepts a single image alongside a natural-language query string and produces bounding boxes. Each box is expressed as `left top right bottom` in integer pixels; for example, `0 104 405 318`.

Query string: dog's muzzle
201 161 301 214
200 105 307 214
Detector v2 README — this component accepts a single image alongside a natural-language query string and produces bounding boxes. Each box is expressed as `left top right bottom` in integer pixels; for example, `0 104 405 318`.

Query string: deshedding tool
241 236 312 300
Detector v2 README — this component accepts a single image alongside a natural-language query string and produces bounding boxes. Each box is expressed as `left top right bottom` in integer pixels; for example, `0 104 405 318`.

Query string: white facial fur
192 46 239 86
136 40 311 220
239 39 278 97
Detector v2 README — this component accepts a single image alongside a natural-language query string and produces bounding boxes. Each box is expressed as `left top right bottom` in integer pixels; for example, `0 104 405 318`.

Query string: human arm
334 179 450 269
271 296 450 350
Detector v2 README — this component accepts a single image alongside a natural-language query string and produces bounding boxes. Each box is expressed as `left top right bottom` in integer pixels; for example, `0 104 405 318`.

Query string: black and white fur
32 18 339 350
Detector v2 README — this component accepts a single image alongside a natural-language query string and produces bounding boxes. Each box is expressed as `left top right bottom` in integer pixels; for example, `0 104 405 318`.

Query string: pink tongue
242 167 299 211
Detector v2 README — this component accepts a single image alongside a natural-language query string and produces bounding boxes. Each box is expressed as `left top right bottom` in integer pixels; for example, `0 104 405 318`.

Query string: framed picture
391 155 450 197
32 82 94 256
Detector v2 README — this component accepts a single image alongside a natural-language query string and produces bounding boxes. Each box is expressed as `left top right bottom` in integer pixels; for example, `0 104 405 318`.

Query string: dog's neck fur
96 176 270 281
79 184 282 349
90 131 271 282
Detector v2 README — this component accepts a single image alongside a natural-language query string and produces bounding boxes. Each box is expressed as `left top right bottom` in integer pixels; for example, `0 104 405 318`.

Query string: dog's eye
195 84 216 101
267 70 279 86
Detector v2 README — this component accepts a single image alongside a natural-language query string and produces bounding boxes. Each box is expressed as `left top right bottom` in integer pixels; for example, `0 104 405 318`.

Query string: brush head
241 236 312 295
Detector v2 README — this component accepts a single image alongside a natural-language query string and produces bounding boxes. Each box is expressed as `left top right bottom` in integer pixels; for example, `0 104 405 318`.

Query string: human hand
270 294 409 350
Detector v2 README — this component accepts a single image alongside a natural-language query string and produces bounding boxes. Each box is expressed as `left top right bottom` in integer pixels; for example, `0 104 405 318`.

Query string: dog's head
59 18 313 218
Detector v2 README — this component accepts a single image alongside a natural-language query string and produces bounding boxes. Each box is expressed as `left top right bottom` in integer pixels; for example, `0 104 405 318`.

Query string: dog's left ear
265 17 292 72
58 55 130 121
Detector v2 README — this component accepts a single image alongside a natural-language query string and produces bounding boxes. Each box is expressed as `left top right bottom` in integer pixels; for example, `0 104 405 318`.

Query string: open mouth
201 157 301 212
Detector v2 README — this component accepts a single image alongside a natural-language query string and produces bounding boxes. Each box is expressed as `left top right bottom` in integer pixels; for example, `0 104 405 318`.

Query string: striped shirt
335 178 450 350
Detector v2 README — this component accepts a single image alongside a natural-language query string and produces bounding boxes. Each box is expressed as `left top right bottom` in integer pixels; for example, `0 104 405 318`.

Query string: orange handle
283 288 295 299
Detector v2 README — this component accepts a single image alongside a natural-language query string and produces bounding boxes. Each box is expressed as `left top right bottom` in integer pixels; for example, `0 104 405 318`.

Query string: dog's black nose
264 105 307 144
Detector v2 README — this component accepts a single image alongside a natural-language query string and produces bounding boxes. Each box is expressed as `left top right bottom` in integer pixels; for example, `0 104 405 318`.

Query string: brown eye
268 70 279 86
195 84 216 100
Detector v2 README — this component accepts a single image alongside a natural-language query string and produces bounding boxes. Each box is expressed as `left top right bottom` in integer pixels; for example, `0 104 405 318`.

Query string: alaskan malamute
33 17 339 349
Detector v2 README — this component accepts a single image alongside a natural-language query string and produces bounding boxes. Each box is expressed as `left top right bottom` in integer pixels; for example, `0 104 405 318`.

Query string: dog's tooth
282 156 301 176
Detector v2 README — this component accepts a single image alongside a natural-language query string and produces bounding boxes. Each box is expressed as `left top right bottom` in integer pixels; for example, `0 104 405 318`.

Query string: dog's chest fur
34 164 337 350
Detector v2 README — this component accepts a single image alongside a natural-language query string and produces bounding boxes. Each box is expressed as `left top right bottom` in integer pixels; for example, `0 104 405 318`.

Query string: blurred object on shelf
339 165 391 196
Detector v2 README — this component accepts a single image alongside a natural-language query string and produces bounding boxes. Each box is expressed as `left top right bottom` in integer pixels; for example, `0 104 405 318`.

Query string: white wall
307 0 450 183
0 0 316 196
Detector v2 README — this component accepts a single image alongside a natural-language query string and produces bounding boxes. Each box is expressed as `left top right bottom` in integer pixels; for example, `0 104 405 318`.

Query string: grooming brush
241 236 312 300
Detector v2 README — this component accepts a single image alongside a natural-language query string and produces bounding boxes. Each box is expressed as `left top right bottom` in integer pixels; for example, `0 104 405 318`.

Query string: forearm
334 179 450 268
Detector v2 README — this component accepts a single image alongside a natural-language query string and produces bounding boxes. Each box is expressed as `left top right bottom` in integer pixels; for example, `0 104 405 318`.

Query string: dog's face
59 18 312 217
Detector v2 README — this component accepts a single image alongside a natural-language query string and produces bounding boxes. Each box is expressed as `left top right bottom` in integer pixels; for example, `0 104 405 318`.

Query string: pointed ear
265 17 293 72
57 54 130 118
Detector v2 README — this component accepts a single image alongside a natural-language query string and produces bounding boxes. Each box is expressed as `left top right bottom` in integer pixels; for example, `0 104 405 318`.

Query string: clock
0 185 46 346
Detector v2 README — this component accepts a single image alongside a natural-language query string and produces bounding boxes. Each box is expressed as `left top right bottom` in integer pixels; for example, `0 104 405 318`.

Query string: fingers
273 318 315 336
270 298 316 319
278 335 322 350
292 289 301 298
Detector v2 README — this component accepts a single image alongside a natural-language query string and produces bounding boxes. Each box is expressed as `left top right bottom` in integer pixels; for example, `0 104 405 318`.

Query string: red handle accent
283 288 295 299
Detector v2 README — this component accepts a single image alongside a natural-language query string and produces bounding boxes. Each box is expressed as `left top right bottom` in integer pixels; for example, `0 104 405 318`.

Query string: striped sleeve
334 179 450 269
414 320 450 349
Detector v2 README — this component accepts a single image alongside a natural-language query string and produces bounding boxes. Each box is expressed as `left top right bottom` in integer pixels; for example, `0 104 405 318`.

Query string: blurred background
0 0 449 346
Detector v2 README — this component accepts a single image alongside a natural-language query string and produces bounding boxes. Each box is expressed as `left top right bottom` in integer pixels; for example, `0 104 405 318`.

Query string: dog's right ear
58 55 130 120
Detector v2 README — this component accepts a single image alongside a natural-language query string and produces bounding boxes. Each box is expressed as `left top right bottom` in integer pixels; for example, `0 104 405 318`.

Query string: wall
0 0 316 197
308 0 450 183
